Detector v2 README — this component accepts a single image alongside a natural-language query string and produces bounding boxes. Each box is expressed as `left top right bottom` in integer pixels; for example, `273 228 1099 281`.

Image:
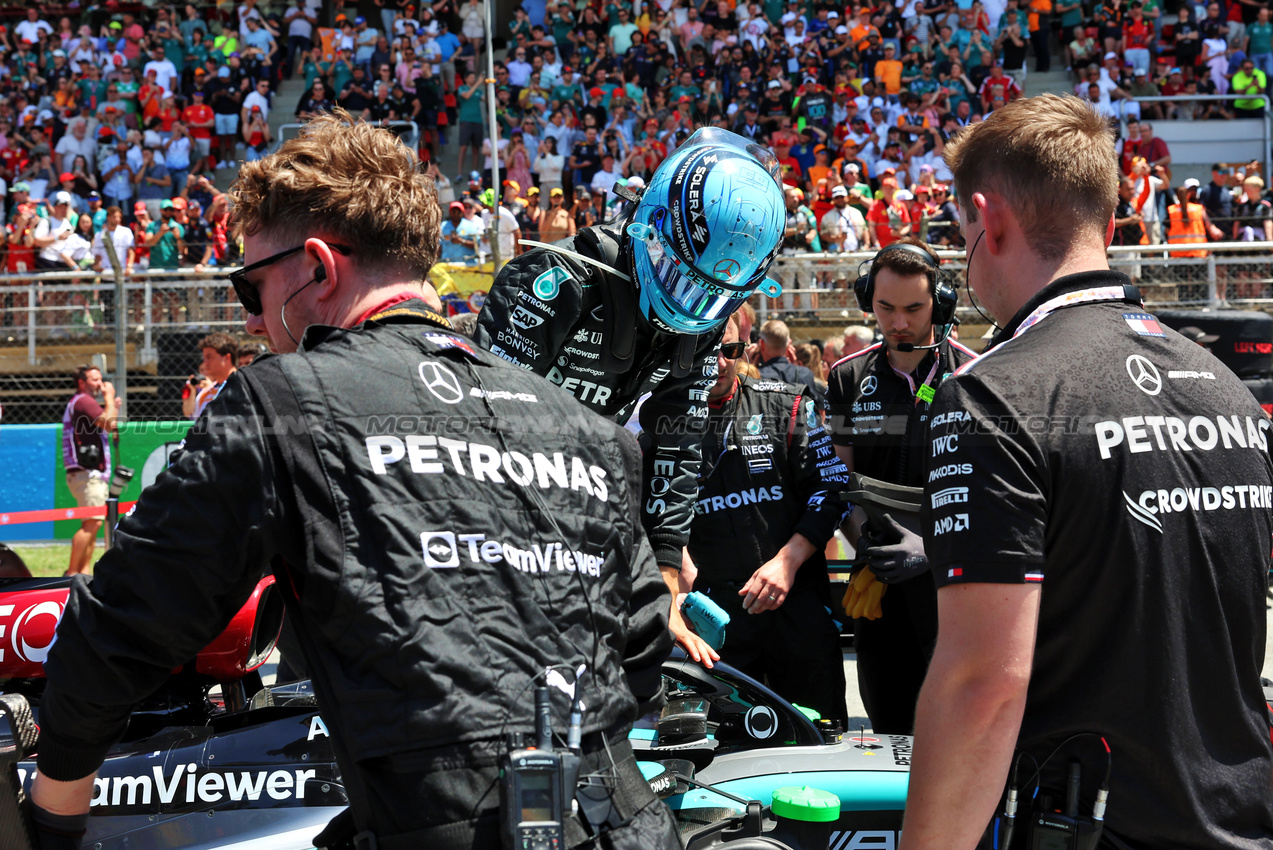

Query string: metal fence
3 241 1272 423
762 240 1273 328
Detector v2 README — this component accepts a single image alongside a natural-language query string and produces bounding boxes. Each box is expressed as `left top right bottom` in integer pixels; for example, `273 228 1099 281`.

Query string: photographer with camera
182 332 238 419
62 364 119 577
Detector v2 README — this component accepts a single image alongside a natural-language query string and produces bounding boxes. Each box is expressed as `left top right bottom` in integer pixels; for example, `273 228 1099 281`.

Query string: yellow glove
841 567 887 620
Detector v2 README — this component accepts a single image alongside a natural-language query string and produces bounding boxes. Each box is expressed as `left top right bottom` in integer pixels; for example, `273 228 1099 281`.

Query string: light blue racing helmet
625 128 785 335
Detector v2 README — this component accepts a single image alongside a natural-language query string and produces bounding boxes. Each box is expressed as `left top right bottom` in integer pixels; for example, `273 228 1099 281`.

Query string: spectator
143 45 180 97
1248 8 1273 84
134 148 172 220
842 325 875 356
539 186 576 242
145 199 185 271
242 78 273 122
183 91 216 174
1113 173 1148 246
100 138 135 213
33 193 77 271
180 198 213 268
55 120 96 175
867 175 913 248
775 186 820 319
91 205 136 275
1122 2 1153 74
163 123 193 195
1234 174 1272 241
209 67 243 169
1231 57 1268 118
296 79 334 121
282 0 318 78
455 70 485 176
821 184 865 254
440 200 475 263
1200 162 1237 227
242 107 272 161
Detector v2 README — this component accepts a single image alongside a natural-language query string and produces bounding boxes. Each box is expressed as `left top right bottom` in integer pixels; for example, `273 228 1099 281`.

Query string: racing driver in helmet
475 128 787 663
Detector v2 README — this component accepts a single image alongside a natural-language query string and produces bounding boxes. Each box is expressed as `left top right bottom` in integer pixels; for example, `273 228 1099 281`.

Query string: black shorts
458 121 484 148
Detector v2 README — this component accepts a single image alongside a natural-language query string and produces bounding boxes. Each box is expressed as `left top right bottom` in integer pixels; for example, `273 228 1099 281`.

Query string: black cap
1178 325 1220 344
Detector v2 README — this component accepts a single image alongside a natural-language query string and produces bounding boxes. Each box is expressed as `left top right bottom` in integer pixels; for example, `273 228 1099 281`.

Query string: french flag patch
948 568 963 579
1123 313 1166 337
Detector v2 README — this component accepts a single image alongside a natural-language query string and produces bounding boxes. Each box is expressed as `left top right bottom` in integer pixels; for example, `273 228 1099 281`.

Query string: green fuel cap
770 786 841 823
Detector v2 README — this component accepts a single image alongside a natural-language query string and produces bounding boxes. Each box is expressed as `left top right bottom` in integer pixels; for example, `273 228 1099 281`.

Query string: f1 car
0 560 907 850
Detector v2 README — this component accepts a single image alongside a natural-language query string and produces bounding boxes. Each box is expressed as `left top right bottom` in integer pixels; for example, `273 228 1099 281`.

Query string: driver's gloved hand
862 514 931 584
24 799 87 850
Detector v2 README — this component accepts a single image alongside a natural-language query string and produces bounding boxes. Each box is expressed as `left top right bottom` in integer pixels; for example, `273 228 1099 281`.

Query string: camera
187 373 207 387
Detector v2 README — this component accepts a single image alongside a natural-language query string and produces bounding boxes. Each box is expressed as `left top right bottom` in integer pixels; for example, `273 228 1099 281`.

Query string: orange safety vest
1166 202 1208 257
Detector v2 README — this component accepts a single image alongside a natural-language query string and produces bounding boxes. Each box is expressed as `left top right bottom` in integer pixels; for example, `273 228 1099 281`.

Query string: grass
10 543 105 578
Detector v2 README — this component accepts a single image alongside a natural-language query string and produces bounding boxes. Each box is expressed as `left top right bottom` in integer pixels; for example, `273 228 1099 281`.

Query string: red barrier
0 503 137 526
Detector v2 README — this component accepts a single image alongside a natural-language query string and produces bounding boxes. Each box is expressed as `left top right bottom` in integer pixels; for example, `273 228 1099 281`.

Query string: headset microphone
897 318 958 352
854 242 959 352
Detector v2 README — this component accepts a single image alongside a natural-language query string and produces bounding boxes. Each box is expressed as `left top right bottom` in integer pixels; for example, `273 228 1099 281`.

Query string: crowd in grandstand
0 0 1269 309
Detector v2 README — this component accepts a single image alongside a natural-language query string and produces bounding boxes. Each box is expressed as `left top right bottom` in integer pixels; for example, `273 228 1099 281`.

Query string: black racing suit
475 222 721 570
689 376 850 724
38 302 679 849
825 338 977 734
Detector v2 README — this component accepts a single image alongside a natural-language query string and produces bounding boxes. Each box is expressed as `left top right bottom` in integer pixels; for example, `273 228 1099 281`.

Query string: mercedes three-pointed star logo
860 375 878 396
418 360 464 404
1125 354 1162 396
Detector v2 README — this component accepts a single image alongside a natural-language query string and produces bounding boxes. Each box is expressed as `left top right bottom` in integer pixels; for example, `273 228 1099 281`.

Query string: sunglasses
719 341 746 359
228 242 352 315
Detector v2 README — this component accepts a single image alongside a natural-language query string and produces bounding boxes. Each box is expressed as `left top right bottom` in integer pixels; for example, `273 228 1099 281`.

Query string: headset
853 241 958 328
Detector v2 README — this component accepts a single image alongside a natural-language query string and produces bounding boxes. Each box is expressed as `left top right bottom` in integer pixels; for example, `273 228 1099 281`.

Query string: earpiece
853 242 957 327
314 263 327 283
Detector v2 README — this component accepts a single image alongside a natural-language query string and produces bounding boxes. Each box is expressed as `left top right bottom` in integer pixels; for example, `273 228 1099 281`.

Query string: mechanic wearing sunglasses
32 115 680 850
683 311 850 725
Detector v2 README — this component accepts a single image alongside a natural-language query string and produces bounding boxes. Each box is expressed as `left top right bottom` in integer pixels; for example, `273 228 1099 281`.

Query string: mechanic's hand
738 555 798 614
670 598 720 668
862 514 929 584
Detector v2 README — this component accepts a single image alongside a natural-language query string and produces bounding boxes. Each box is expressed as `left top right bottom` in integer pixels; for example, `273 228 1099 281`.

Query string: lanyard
889 351 943 405
1012 286 1133 339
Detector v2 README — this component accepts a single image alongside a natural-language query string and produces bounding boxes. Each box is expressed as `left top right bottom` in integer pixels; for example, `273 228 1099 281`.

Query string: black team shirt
922 270 1273 847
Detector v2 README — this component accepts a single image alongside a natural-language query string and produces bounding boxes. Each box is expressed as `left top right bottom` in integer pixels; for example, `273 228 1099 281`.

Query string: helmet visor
639 226 749 326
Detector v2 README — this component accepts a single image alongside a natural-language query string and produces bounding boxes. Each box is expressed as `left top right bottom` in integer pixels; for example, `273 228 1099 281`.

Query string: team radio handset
500 687 581 850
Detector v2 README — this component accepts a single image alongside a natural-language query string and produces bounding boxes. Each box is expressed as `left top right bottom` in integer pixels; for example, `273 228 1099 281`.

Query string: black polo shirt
825 339 978 487
922 269 1273 847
